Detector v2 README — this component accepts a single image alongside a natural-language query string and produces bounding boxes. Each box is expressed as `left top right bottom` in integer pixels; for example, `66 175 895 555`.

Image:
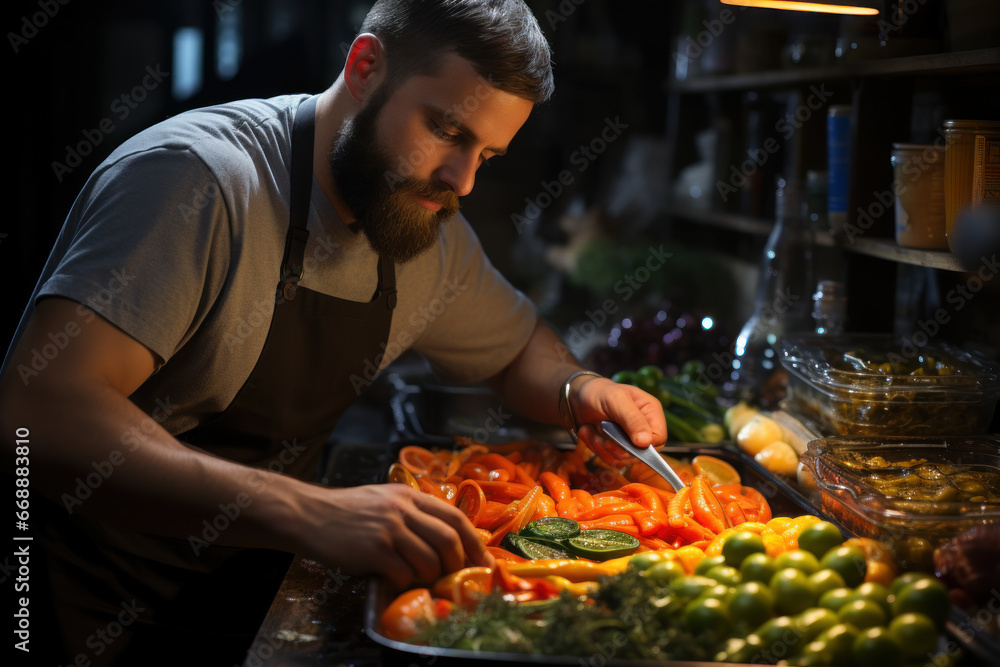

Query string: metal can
827 105 852 236
943 119 1000 251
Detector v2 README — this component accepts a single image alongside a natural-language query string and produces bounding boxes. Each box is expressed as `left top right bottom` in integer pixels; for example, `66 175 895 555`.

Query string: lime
888 612 938 660
628 551 664 572
889 571 934 596
754 615 798 655
722 531 767 568
646 559 685 585
566 529 639 561
853 626 903 667
796 607 841 643
635 365 663 393
892 577 950 627
808 568 846 597
670 575 719 600
521 516 580 540
770 568 817 615
818 587 856 612
610 370 636 385
705 564 742 586
854 581 892 617
816 622 860 665
727 581 776 628
684 596 729 634
820 545 867 588
774 549 821 575
838 599 887 630
695 554 727 576
796 640 835 666
741 552 778 584
700 583 734 605
796 521 845 560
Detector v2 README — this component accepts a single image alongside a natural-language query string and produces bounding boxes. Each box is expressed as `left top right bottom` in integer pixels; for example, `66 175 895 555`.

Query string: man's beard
328 92 460 264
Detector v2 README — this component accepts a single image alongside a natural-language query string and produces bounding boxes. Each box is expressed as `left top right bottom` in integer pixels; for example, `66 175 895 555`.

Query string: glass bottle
812 280 846 335
730 179 815 406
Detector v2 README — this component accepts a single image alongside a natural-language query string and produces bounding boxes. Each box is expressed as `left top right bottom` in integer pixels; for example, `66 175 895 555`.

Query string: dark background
3 0 672 351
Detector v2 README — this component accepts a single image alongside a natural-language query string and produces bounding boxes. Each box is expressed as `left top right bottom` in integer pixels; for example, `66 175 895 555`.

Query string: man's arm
488 319 667 450
0 297 490 590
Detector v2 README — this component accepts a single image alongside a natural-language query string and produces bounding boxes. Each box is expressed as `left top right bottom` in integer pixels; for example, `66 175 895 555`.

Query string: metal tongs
598 421 687 491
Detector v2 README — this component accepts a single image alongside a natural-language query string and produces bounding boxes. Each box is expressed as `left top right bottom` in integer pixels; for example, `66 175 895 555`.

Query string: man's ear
343 33 387 103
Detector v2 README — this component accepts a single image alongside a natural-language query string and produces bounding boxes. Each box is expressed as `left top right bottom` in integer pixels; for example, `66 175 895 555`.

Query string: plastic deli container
799 434 1000 571
944 119 1000 251
780 333 1000 437
890 143 947 249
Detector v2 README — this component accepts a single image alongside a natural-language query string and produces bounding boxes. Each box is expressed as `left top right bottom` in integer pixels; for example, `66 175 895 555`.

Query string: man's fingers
411 492 492 570
401 508 464 577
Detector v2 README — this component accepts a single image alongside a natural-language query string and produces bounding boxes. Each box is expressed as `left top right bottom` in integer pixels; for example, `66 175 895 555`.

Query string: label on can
972 134 1000 205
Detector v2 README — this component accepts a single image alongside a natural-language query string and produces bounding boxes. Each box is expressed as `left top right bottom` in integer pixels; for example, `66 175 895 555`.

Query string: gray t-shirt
5 94 537 437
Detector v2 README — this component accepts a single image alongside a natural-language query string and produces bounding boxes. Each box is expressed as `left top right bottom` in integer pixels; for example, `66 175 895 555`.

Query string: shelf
669 206 967 271
669 47 1000 94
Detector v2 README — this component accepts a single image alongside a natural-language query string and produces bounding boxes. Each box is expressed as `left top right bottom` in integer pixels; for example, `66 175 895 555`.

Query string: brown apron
34 95 397 666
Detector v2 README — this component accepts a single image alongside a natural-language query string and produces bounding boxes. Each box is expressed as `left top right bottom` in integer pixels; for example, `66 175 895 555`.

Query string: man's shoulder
104 94 308 180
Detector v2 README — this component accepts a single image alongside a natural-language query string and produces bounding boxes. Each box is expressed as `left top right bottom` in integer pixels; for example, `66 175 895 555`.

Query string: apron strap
280 95 318 301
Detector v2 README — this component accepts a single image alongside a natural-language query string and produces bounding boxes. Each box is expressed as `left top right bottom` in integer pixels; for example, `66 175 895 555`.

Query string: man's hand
293 483 494 591
570 377 667 465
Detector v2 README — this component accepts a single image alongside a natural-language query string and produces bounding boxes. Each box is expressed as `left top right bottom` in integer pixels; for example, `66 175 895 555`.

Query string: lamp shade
721 0 880 15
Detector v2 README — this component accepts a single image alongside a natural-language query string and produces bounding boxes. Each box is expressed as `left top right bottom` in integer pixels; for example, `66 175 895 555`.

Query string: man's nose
436 149 478 198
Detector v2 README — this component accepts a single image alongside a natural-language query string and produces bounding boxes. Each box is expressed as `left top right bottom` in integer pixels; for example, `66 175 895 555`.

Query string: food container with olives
799 434 1000 571
781 333 1000 436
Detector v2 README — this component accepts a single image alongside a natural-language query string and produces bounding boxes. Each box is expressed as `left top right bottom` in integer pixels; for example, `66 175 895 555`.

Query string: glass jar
890 143 947 249
944 119 1000 251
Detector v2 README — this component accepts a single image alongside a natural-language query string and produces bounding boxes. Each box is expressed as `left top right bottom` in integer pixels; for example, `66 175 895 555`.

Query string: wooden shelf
670 207 967 272
669 47 1000 94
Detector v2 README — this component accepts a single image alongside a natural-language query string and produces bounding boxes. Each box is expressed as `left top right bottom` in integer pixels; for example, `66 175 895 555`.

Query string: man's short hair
359 0 555 104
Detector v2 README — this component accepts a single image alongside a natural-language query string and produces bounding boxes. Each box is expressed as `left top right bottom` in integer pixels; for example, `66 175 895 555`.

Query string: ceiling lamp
720 0 880 15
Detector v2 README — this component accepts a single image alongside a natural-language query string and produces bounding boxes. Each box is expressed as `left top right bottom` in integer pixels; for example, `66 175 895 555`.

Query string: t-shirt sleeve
413 216 537 383
36 147 232 366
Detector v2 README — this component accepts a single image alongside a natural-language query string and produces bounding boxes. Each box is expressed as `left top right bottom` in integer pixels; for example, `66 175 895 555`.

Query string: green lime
820 545 867 588
838 599 887 630
741 552 778 584
695 554 727 576
889 571 934 596
808 569 847 597
888 612 938 660
705 564 742 586
670 575 719 600
754 616 798 655
610 370 636 385
727 581 776 628
854 581 892 617
796 521 845 560
684 596 729 634
628 551 665 572
646 559 685 585
796 607 840 643
818 587 856 612
816 622 860 665
635 365 663 393
775 549 821 575
796 640 835 666
722 531 767 568
521 516 580 540
853 626 903 667
700 583 734 605
566 529 639 561
892 578 950 627
770 568 818 615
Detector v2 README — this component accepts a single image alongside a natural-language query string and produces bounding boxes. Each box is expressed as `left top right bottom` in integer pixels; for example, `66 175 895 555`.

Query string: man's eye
431 124 460 142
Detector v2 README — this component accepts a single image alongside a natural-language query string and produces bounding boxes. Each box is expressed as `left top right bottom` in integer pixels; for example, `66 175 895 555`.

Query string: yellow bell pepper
505 559 616 583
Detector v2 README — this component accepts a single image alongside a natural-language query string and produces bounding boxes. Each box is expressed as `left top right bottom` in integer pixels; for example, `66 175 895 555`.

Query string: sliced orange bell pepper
486 485 542 547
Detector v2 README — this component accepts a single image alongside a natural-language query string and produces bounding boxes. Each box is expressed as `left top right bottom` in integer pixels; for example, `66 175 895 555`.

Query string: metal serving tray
361 441 1000 666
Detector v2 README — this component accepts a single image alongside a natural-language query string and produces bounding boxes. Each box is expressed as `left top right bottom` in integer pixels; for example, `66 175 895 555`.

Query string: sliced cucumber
520 517 581 541
566 529 640 561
